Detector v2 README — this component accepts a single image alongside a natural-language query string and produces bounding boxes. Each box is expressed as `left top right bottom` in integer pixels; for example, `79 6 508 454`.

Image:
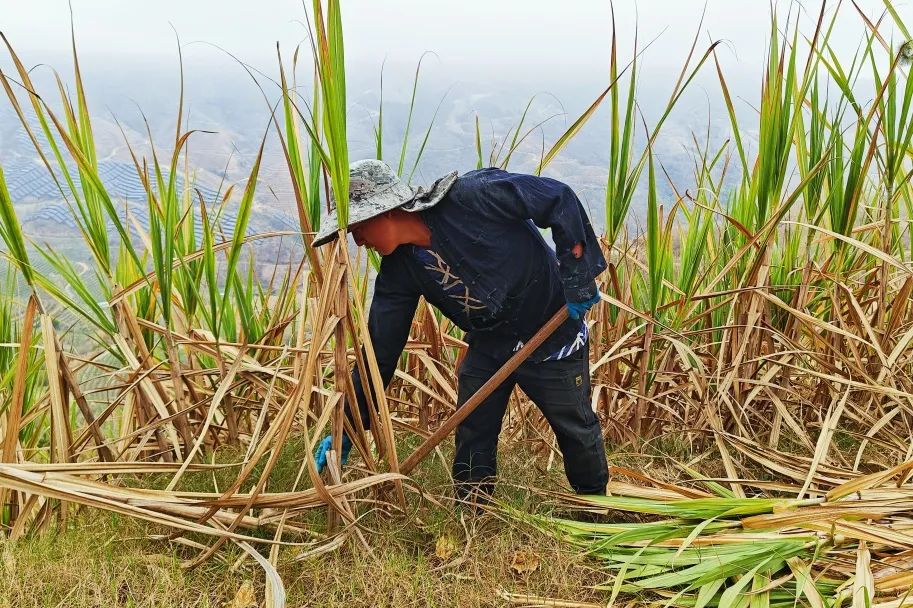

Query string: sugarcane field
2 0 913 606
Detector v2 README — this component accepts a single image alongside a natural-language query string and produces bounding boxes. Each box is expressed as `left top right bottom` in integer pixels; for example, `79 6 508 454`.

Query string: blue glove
566 292 601 320
314 434 353 474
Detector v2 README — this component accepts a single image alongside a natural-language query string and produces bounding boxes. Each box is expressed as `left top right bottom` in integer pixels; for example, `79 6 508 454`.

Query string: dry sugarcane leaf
393 368 453 409
111 332 183 459
590 322 645 373
0 466 293 544
875 571 913 594
0 294 37 516
413 350 457 402
871 599 913 608
234 540 286 608
294 533 349 561
797 389 849 499
854 407 903 472
726 435 850 487
828 460 913 501
41 315 71 466
805 520 913 550
8 462 226 474
166 355 243 491
495 588 602 607
742 504 908 530
853 541 875 608
787 557 827 608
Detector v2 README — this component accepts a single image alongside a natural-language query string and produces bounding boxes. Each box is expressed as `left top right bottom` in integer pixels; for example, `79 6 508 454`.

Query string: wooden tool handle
400 306 570 475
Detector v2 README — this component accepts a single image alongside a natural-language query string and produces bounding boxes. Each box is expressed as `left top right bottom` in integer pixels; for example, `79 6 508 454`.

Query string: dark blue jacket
351 168 607 429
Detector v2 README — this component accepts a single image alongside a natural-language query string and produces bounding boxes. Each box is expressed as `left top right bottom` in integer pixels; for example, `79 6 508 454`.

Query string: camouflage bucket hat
312 159 458 247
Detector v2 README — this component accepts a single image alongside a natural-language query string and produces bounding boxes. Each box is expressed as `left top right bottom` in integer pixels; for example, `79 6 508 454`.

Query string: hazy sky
1 0 909 80
0 1 910 219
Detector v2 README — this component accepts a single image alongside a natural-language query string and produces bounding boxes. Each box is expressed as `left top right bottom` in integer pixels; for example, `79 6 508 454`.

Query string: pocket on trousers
559 358 597 427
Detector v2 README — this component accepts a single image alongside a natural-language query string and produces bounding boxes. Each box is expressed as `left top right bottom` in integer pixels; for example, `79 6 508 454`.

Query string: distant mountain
0 56 755 248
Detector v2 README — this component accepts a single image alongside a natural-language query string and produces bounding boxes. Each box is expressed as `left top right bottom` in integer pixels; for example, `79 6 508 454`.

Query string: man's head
350 209 423 255
312 159 457 249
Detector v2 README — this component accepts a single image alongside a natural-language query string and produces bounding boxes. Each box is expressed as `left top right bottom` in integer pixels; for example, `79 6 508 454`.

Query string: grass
0 510 602 608
1 515 230 608
0 437 636 608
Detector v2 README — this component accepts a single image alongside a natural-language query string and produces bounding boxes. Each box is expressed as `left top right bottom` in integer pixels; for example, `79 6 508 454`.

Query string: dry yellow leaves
509 550 540 575
226 580 257 608
434 534 458 560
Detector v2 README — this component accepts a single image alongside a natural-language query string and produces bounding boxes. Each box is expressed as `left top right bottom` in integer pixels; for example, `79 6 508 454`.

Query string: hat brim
311 170 457 247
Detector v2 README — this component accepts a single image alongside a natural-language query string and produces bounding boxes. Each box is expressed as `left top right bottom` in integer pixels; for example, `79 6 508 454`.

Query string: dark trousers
452 341 609 500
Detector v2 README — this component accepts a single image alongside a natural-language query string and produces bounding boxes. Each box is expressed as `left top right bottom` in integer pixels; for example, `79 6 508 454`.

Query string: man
313 159 608 500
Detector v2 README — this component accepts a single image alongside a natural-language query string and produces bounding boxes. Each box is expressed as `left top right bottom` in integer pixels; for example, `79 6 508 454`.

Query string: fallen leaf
435 534 458 560
509 550 540 575
226 580 257 608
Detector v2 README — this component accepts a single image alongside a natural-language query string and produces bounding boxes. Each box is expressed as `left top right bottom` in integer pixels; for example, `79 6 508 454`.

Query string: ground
0 434 704 608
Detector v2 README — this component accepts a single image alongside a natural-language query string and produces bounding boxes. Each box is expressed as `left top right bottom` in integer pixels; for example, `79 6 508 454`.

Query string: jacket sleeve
470 169 607 302
349 253 420 431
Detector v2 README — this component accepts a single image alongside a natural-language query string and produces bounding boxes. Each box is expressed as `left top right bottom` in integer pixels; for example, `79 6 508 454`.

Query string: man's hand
566 292 601 320
314 434 353 473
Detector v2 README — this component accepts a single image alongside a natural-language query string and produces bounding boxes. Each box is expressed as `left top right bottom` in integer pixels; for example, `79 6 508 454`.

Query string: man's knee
563 435 609 495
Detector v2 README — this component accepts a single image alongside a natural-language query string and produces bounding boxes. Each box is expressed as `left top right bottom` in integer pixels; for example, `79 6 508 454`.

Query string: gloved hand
566 292 601 320
314 434 353 474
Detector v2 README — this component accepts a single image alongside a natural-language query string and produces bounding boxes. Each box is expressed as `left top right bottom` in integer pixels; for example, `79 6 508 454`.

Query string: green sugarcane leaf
719 561 769 608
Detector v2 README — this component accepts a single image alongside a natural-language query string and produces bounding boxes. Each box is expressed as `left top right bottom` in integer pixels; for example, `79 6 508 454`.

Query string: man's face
350 213 401 255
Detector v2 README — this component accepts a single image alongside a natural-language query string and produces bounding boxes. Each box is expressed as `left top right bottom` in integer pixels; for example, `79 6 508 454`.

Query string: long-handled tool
399 306 570 475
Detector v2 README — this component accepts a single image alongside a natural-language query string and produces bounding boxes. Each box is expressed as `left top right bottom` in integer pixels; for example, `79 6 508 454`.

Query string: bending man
312 159 609 500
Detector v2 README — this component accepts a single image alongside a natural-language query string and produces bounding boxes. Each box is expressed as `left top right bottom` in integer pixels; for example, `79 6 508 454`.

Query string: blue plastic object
314 434 353 473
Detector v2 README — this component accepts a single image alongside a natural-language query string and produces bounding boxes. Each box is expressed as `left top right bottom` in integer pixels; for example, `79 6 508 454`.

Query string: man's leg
452 349 515 502
515 342 608 494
